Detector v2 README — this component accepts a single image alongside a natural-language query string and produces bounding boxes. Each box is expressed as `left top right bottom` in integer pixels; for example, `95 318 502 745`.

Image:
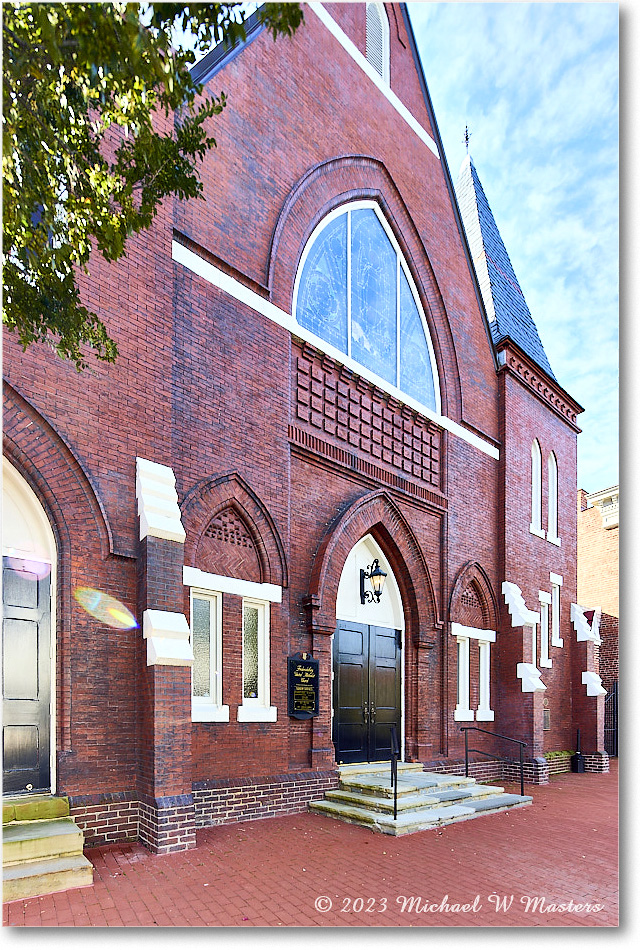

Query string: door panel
2 559 51 793
333 620 401 764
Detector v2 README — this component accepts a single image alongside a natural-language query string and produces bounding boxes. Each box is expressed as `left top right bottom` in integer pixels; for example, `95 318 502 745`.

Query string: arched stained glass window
293 203 438 413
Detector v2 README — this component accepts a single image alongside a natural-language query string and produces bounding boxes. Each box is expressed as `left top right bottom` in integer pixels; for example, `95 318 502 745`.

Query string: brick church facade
2 3 607 854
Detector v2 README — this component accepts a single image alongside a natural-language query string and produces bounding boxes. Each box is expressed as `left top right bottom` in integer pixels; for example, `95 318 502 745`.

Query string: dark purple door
3 557 51 793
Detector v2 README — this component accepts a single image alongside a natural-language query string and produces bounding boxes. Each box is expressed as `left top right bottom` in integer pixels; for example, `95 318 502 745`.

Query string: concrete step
3 818 85 866
3 795 70 824
324 782 507 816
3 853 94 903
309 766 532 835
338 770 477 800
338 761 424 779
310 791 532 835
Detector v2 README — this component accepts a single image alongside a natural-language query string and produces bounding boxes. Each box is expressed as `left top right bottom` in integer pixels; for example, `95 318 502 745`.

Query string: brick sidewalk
3 762 618 927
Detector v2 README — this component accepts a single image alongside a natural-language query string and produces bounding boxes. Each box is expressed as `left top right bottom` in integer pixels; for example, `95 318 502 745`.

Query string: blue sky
406 2 619 494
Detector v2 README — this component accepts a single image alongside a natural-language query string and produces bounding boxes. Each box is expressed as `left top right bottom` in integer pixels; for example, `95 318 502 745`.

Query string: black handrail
390 725 400 820
460 726 527 796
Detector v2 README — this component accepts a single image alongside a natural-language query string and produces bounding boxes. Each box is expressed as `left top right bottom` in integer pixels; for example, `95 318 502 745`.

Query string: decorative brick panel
295 342 441 489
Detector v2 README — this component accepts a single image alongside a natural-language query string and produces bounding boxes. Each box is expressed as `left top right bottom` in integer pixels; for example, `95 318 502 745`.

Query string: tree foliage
2 2 303 368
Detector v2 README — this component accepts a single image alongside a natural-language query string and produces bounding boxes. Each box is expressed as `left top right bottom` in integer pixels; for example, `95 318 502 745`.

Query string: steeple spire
455 154 556 381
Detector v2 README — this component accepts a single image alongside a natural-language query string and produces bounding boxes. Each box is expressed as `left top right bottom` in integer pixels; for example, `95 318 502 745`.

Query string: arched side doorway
2 458 57 794
333 534 404 765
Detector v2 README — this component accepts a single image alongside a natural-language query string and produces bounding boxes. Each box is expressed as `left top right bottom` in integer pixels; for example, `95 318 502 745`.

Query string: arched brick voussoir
268 154 462 421
3 381 114 560
4 380 117 753
449 560 499 631
308 489 439 638
180 472 288 589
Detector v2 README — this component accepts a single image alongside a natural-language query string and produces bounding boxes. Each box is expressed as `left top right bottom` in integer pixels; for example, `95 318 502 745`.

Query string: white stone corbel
143 608 193 667
502 581 540 627
571 603 602 645
136 457 186 543
582 671 607 696
517 663 547 692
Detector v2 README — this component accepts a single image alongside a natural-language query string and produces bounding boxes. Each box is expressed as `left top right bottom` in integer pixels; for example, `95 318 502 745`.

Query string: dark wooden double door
2 557 51 794
333 620 401 764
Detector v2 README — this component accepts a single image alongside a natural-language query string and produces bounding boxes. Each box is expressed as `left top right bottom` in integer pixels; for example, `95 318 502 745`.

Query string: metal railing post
464 727 469 777
519 742 524 797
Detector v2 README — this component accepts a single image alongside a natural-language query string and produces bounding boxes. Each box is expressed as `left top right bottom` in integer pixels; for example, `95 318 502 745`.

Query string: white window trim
546 452 561 545
530 439 543 537
190 590 229 722
292 200 442 417
539 591 552 668
451 623 496 722
183 565 282 603
477 641 495 722
550 573 564 647
366 2 390 84
238 598 277 722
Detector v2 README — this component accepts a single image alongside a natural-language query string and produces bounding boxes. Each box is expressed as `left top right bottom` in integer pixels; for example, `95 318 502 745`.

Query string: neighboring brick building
578 486 619 717
2 3 608 854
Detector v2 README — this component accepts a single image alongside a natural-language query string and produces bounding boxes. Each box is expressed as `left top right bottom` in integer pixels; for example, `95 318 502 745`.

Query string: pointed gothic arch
180 472 288 588
307 488 438 642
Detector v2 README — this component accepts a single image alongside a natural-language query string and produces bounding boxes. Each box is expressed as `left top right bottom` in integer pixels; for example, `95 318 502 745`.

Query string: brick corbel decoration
306 488 441 766
136 457 196 853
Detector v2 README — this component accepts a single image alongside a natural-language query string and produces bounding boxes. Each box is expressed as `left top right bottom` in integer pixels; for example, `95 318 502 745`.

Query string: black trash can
570 752 585 773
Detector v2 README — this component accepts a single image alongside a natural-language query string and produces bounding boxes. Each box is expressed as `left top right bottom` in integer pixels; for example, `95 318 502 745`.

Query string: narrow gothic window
547 451 560 543
294 203 438 413
366 3 389 83
530 439 543 537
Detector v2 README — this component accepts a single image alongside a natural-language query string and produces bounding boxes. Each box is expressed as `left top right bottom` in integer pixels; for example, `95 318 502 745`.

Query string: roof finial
463 125 471 154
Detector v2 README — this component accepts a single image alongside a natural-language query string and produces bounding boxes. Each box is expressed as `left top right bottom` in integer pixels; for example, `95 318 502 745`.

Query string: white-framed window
293 201 440 414
539 591 552 668
530 439 544 538
547 451 560 545
451 623 495 722
550 572 564 647
366 2 390 84
238 598 277 722
190 590 229 722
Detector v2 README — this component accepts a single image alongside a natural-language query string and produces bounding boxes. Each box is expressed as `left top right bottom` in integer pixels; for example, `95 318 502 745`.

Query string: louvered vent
366 3 385 80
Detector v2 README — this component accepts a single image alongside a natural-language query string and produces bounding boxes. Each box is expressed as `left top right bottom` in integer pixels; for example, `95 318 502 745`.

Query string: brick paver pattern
3 763 618 927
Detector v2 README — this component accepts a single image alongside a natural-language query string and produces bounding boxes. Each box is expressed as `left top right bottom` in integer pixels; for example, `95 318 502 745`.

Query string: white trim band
184 565 283 604
172 241 500 461
308 3 439 158
450 622 496 643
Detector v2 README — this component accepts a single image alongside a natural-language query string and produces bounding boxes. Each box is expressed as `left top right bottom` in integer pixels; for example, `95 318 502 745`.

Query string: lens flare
5 556 52 580
74 587 138 629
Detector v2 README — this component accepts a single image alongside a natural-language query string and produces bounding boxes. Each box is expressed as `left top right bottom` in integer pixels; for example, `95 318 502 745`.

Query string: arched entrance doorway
333 534 404 764
2 458 56 794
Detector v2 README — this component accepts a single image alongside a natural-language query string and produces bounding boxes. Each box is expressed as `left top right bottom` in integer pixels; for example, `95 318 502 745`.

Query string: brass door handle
370 702 376 721
363 702 370 723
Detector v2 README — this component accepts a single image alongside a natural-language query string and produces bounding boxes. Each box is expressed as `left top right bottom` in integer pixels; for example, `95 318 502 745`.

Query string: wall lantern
360 558 388 605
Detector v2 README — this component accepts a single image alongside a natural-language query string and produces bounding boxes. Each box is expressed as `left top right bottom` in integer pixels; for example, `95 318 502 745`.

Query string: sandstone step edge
3 854 94 903
325 783 508 815
310 794 533 836
3 818 85 867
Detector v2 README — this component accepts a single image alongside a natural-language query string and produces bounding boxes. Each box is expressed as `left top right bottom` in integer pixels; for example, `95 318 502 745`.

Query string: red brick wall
598 612 619 694
497 348 584 757
577 498 619 617
1 6 591 840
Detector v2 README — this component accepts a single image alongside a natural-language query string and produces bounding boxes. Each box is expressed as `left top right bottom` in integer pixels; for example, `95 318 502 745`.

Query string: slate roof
455 154 556 381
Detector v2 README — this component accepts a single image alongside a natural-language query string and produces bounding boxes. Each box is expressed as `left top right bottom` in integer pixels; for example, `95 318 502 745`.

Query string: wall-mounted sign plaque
288 653 319 719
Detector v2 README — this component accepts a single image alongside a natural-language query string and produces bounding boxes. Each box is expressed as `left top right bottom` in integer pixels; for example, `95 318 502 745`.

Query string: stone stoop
309 762 532 835
3 795 94 903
